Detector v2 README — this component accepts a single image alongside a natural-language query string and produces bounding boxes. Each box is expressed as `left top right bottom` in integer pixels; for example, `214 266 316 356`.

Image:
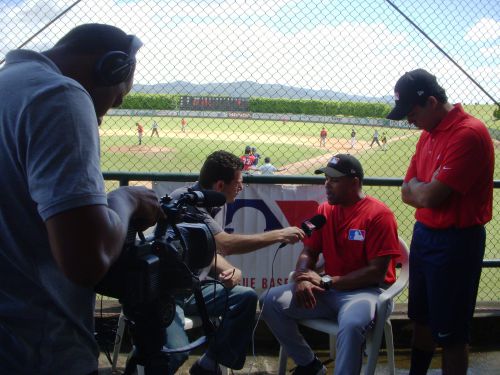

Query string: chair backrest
384 237 410 298
396 237 410 283
374 237 410 305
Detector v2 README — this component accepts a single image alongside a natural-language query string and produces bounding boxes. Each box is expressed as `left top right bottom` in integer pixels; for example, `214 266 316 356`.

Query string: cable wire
0 0 83 66
385 0 499 107
246 243 283 375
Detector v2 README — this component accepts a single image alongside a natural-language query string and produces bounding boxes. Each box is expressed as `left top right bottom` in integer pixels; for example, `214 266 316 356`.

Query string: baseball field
98 107 500 301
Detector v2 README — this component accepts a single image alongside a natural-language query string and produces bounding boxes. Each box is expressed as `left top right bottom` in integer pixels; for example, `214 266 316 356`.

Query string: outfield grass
463 104 499 130
100 113 500 302
101 116 422 175
101 114 499 178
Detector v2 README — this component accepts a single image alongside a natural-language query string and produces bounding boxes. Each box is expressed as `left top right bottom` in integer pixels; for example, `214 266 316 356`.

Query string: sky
0 0 499 103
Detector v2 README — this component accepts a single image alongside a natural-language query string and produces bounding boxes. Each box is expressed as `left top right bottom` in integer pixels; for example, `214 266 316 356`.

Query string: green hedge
248 98 391 118
494 106 500 120
121 93 181 110
121 94 393 118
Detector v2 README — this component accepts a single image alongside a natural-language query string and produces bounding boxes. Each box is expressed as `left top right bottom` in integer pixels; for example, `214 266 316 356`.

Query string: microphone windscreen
301 214 327 236
309 214 327 229
199 190 226 207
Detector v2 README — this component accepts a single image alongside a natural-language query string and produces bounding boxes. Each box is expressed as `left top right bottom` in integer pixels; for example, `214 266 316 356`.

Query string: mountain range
132 81 392 103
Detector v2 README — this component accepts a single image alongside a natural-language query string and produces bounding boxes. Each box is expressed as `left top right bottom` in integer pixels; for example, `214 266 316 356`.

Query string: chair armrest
377 262 410 315
374 281 403 333
378 277 407 304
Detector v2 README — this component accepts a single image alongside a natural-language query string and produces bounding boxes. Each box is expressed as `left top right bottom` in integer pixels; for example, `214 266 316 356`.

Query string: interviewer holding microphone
260 154 401 375
163 150 305 375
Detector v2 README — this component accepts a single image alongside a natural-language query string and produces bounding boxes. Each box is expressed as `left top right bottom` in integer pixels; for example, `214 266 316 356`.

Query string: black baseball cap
386 69 442 120
315 154 364 180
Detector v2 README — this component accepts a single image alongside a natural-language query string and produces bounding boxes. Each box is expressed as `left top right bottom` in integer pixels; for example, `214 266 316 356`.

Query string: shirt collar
433 103 466 133
5 49 61 75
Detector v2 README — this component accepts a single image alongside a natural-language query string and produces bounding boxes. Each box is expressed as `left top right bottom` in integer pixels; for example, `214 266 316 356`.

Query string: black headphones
94 35 142 86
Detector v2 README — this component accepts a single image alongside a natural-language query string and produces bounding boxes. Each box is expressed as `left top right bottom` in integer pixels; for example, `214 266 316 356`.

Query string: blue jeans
165 284 258 373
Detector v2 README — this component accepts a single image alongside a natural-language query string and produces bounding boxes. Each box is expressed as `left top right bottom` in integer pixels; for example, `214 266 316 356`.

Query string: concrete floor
95 300 500 374
99 347 500 374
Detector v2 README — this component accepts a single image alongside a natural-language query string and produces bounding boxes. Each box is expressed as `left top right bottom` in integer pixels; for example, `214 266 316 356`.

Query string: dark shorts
408 222 485 346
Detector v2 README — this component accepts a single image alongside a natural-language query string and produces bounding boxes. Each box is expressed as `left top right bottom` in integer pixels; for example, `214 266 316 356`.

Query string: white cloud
0 0 70 53
133 18 422 98
465 18 500 42
168 0 295 19
423 57 500 104
1 0 497 103
480 45 500 58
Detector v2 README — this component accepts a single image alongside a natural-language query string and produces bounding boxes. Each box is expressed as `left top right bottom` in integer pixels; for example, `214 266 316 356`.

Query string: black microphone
179 189 226 207
278 214 327 249
301 214 327 237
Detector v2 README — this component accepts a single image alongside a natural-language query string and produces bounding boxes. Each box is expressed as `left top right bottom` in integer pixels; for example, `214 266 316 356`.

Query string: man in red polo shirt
387 69 494 375
260 154 400 375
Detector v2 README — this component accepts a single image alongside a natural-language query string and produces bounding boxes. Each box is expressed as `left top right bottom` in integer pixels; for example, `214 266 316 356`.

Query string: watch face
321 275 332 289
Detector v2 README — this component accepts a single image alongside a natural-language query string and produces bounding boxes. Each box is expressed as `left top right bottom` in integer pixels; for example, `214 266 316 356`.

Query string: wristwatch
320 275 333 290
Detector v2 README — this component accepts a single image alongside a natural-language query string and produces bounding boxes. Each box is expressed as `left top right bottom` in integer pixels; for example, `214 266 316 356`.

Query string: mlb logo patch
348 229 365 241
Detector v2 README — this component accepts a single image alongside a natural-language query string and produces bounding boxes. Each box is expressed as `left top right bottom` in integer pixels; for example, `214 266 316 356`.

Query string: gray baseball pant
260 283 391 374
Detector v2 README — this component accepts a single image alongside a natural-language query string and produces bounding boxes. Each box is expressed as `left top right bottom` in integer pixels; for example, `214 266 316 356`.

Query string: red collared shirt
404 104 494 228
240 154 256 170
304 197 400 285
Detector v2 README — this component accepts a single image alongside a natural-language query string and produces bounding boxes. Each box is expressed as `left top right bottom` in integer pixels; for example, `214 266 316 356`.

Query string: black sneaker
189 361 222 375
292 356 327 375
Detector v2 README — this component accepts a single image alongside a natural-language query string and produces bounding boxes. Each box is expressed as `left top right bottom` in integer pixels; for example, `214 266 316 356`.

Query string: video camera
95 188 226 374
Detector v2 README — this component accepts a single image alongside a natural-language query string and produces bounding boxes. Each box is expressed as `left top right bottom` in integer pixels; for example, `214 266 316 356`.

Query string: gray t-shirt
0 50 107 374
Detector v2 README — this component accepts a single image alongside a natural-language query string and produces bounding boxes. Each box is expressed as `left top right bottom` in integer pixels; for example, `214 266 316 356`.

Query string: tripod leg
143 354 171 375
192 280 216 336
123 349 138 375
124 347 172 375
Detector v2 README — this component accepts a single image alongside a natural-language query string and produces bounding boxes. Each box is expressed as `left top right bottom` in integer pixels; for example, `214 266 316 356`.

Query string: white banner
153 181 326 293
108 109 410 129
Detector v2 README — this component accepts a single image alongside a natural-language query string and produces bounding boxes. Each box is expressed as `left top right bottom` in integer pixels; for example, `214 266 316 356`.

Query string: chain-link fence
1 1 499 301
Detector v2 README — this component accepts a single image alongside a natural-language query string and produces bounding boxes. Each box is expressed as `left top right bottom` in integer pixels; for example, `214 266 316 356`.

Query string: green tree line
121 94 500 121
121 93 393 119
248 97 391 118
121 93 181 110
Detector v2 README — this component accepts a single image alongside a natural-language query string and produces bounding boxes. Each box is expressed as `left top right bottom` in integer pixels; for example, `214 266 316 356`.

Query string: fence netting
1 0 498 302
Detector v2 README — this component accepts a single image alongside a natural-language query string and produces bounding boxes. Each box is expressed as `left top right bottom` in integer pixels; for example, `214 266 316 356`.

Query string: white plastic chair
277 237 410 375
111 312 228 374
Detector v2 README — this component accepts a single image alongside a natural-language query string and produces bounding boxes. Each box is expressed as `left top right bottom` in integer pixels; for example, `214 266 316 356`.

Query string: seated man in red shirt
260 154 401 375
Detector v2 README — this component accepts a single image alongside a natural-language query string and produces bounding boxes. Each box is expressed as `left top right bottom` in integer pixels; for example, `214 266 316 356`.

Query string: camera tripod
122 278 216 375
